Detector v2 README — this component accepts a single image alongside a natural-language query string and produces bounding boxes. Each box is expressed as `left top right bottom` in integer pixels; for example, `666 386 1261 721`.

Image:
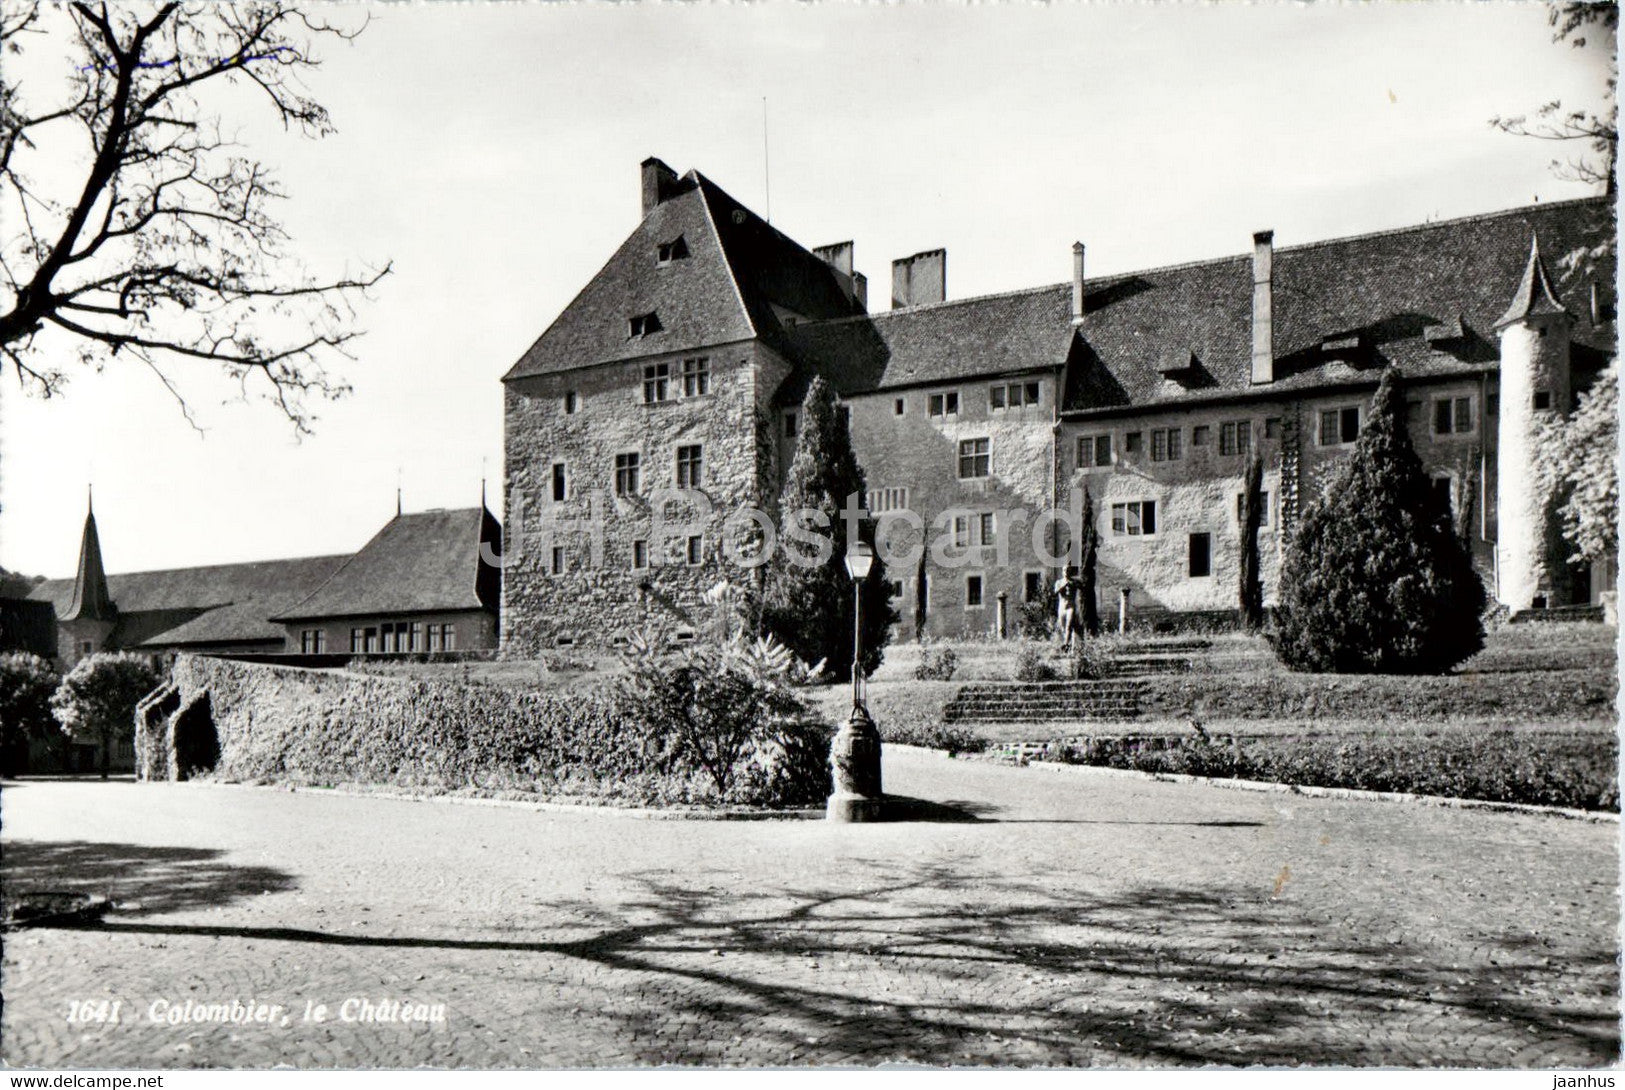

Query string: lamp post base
827 703 883 823
826 792 884 823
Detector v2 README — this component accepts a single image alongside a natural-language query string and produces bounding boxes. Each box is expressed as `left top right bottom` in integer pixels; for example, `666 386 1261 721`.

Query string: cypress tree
1078 486 1101 636
1239 450 1265 630
761 376 898 679
1274 368 1486 674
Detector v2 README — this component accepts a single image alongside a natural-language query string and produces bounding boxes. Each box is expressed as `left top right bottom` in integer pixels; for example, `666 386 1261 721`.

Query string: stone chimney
814 241 867 312
640 157 678 217
852 271 868 312
1072 242 1086 324
1251 230 1275 385
892 249 946 309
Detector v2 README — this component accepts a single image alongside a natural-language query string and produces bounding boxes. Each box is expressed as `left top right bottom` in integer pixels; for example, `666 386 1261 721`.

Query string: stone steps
943 680 1143 724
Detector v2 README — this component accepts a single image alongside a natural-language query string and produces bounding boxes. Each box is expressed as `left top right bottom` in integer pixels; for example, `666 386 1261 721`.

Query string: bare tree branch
0 1 389 431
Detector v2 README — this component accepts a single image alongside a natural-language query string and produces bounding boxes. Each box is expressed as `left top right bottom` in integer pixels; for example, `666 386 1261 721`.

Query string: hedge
160 655 830 808
1030 728 1618 812
1140 668 1616 722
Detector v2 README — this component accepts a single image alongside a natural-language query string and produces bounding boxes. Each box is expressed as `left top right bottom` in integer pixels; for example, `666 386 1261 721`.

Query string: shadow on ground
2 840 296 915
31 855 1620 1067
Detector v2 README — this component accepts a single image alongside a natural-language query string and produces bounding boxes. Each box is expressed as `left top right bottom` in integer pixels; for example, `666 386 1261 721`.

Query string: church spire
1495 233 1571 329
62 490 115 622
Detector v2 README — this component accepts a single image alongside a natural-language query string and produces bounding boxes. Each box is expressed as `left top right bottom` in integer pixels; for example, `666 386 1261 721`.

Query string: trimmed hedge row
164 655 830 808
1033 728 1618 812
1140 668 1616 722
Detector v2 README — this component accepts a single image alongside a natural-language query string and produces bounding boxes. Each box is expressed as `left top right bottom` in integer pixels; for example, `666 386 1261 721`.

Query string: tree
1 651 59 774
1491 2 1618 199
50 651 157 778
1 2 389 432
1078 486 1101 636
761 376 897 680
1273 369 1487 674
1238 450 1265 630
1538 359 1619 565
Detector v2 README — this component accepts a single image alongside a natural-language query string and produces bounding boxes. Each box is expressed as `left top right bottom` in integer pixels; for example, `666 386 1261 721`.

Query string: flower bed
1027 727 1618 812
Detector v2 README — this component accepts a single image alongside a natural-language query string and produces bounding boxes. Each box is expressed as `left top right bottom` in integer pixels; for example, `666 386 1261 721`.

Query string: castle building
24 501 502 667
499 159 1616 652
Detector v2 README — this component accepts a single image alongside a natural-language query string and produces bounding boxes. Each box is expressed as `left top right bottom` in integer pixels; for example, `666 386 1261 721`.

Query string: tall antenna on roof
480 457 488 510
396 466 402 517
762 96 771 223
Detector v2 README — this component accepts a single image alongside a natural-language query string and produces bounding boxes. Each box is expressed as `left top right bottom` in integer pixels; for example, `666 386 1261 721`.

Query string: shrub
914 645 958 681
1013 644 1060 682
760 375 898 680
880 720 988 757
616 633 831 805
1 651 59 774
1041 726 1616 811
1274 368 1486 674
50 652 158 779
1068 640 1110 680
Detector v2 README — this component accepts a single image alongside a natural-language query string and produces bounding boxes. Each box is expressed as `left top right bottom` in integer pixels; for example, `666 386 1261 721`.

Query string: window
951 513 995 548
1220 420 1252 456
894 398 905 416
965 575 985 609
1533 390 1552 411
1123 431 1143 456
886 579 905 599
929 391 960 417
563 391 579 414
628 311 662 338
380 622 394 652
1078 434 1112 469
1192 424 1211 447
551 546 565 575
556 634 576 648
675 444 703 489
1110 499 1158 537
990 382 1042 410
300 629 327 654
686 535 704 566
957 437 991 479
409 622 421 653
632 540 648 569
1236 490 1273 529
681 357 710 397
614 452 642 496
551 462 567 503
350 627 365 654
1189 533 1212 578
80 640 94 654
784 411 797 437
1433 396 1473 435
656 236 689 264
642 363 672 404
953 515 970 548
1023 571 1044 603
1264 417 1281 439
364 627 378 654
1151 427 1183 462
978 512 995 546
1318 406 1360 446
867 486 910 513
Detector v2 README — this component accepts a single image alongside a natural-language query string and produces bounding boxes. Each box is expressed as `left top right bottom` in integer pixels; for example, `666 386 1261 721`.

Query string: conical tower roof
62 497 115 622
1495 233 1572 329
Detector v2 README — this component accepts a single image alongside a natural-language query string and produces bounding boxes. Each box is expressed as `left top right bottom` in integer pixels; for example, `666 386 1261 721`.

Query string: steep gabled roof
61 507 114 622
30 554 349 647
1496 234 1574 328
779 285 1075 405
272 506 499 622
503 169 861 383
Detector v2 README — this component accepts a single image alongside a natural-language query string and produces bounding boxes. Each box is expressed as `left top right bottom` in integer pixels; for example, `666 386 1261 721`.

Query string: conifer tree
1239 450 1266 630
1274 368 1486 673
1078 487 1101 636
761 376 898 679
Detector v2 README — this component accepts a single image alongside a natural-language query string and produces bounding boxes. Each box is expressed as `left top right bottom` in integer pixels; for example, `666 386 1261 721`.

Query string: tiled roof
29 554 349 647
778 285 1075 406
272 507 500 622
777 196 1612 414
504 170 861 382
62 509 114 622
1059 196 1614 415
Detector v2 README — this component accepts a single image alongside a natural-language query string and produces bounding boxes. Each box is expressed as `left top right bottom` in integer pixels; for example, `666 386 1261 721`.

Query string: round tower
1494 235 1573 613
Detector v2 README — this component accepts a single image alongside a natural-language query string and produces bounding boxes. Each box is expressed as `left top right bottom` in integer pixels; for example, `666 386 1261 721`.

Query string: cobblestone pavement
2 751 1618 1069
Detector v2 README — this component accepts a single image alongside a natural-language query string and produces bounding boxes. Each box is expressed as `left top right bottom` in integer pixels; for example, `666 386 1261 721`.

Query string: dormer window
657 236 689 265
629 311 663 338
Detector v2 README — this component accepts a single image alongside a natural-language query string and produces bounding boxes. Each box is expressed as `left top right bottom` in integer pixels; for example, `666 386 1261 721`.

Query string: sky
1 0 1615 580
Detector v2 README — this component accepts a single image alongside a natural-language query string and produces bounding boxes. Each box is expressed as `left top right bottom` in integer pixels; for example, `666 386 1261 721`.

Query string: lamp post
828 540 883 822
